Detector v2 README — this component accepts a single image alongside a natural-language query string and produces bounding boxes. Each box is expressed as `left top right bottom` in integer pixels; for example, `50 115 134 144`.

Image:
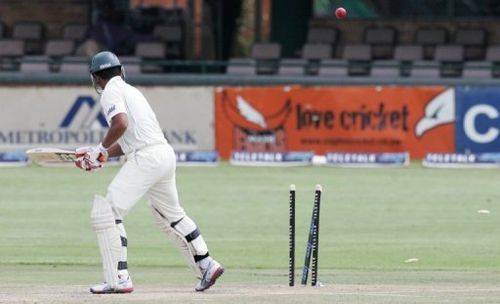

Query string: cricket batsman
75 51 224 294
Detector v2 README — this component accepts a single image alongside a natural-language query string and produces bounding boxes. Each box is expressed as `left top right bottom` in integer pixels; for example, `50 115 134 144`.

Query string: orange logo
219 90 292 153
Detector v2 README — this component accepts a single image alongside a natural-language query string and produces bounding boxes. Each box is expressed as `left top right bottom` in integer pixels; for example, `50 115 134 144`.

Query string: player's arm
102 113 128 157
75 89 127 171
106 143 124 158
74 113 127 171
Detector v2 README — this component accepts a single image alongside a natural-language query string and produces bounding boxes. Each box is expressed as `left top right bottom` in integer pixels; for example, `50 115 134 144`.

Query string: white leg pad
174 216 209 257
151 209 204 278
116 222 129 277
91 195 121 288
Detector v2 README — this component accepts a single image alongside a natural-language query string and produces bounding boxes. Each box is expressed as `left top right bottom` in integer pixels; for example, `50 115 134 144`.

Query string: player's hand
75 155 102 172
74 143 108 171
77 143 109 163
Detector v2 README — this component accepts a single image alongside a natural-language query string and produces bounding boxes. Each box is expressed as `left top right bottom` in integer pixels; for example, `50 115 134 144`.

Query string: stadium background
0 0 500 161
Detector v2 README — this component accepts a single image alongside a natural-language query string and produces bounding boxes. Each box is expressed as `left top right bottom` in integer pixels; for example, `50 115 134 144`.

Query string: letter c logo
464 104 499 144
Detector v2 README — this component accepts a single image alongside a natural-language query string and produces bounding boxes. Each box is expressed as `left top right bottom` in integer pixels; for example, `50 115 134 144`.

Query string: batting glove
75 156 101 172
75 143 108 172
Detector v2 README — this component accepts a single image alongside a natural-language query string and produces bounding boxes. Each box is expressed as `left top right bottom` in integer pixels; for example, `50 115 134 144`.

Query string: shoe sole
196 267 224 292
90 287 134 294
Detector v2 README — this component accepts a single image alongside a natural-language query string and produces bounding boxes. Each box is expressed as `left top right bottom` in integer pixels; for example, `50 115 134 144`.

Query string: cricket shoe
90 275 134 294
195 259 224 292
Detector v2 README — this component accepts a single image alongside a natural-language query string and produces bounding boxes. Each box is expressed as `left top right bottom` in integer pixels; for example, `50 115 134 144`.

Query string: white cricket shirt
100 76 167 154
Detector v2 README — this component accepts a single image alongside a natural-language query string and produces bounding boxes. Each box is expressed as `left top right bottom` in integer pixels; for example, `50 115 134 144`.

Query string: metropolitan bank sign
0 86 214 151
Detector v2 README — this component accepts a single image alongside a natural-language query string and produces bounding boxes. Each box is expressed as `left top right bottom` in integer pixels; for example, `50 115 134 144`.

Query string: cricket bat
26 147 77 163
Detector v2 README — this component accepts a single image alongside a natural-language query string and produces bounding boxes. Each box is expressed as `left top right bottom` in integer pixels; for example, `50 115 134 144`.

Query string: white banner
0 86 214 151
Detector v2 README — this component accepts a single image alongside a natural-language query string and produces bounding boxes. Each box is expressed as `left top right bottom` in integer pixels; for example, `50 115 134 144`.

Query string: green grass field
1 163 500 303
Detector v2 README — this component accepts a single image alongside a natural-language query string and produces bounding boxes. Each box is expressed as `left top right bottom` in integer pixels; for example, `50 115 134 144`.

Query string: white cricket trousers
106 143 186 221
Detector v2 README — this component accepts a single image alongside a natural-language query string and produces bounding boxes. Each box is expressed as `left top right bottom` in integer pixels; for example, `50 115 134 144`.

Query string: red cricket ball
335 7 347 19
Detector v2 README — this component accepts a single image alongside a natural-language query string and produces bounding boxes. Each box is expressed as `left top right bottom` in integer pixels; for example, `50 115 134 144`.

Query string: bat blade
26 148 77 163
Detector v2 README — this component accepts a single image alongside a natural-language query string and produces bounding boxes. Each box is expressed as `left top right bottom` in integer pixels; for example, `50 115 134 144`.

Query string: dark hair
94 66 122 80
